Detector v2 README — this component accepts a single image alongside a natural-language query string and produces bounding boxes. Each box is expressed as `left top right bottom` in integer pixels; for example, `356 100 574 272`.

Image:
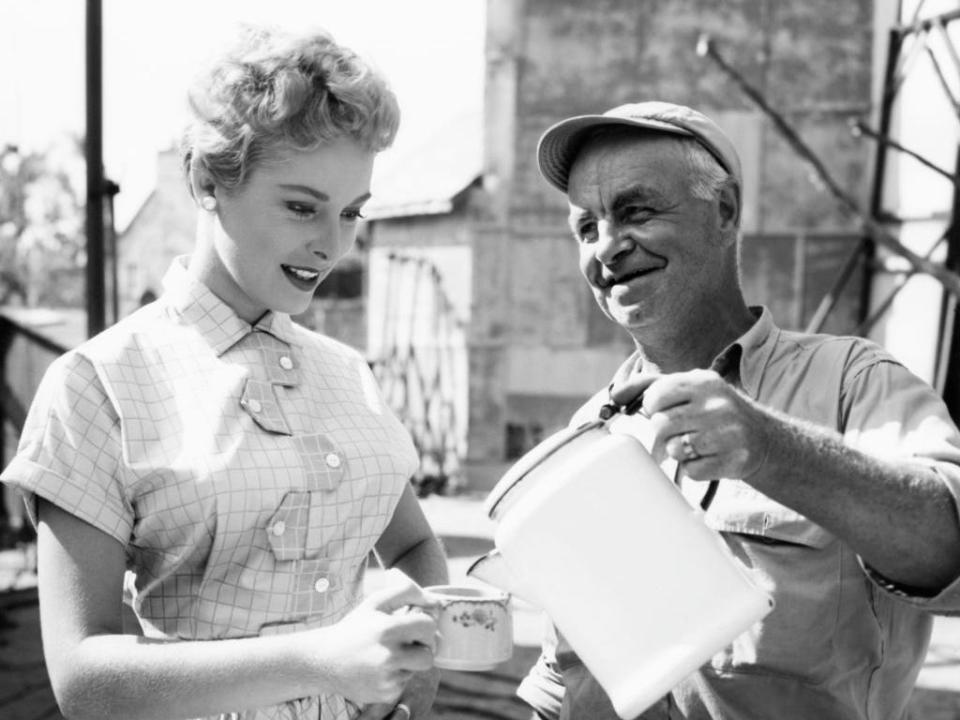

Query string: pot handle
597 386 720 512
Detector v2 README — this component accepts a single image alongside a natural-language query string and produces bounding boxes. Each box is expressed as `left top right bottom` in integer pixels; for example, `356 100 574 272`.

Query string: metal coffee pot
468 417 773 719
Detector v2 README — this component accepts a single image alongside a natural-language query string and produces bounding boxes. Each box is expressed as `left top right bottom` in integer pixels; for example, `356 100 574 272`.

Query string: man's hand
641 369 773 482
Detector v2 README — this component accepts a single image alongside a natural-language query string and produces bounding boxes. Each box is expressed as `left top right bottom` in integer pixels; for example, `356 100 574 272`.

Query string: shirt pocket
705 485 841 685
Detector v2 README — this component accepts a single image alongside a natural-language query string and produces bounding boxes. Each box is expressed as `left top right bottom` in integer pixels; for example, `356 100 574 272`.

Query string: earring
200 195 217 212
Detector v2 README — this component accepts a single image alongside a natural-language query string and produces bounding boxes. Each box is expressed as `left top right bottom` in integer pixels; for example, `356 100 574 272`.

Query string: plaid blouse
2 258 419 720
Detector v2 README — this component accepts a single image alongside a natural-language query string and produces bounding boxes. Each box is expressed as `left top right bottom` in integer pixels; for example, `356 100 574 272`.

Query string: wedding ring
680 432 700 461
393 702 412 720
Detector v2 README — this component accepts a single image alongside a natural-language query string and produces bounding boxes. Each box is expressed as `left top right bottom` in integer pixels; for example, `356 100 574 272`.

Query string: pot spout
466 549 537 604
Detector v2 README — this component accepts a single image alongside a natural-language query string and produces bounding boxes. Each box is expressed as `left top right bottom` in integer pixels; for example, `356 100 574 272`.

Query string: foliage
0 137 86 308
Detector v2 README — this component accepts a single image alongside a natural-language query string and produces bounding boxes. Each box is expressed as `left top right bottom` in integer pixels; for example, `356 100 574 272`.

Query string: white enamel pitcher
467 416 773 719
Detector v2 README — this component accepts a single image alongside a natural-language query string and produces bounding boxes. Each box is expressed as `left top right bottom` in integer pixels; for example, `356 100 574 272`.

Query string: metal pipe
697 33 960 302
850 119 958 186
85 0 106 337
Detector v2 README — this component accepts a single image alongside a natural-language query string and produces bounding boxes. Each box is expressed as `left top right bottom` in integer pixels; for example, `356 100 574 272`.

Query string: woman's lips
281 264 321 291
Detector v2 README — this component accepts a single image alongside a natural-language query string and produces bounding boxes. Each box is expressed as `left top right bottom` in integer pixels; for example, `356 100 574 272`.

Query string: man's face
566 133 734 337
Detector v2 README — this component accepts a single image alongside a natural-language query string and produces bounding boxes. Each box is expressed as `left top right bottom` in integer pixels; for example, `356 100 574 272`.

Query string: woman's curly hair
181 25 400 192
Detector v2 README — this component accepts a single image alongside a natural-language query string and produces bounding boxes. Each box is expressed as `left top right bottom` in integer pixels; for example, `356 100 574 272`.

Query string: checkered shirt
2 258 419 720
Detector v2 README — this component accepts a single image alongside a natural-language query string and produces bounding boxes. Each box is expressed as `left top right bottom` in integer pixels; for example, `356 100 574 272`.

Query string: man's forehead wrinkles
611 183 664 210
569 179 660 221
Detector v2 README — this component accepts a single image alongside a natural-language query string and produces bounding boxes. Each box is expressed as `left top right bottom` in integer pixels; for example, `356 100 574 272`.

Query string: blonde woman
2 25 448 720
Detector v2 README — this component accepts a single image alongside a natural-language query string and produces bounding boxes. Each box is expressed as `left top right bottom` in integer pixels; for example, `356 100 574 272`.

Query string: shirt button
279 355 294 370
325 453 341 469
245 398 262 413
271 521 286 537
314 577 330 593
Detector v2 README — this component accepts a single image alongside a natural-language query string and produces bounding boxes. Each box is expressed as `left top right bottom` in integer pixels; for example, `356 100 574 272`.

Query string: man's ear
717 179 741 245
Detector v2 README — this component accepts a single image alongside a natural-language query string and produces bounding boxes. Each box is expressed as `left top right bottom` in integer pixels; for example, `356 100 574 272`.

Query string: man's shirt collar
609 306 778 397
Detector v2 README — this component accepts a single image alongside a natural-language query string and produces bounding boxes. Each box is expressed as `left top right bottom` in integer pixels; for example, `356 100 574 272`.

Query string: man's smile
597 264 664 290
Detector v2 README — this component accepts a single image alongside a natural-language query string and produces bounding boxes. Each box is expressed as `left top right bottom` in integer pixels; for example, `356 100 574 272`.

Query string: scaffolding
699 5 960 420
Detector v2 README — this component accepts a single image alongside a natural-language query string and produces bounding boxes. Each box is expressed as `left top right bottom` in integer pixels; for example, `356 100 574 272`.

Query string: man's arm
736 407 960 591
642 369 960 593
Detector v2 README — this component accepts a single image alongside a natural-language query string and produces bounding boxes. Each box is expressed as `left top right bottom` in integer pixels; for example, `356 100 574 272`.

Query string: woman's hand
355 666 441 719
315 575 438 706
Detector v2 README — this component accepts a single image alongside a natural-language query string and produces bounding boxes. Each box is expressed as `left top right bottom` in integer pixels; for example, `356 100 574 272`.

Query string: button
324 453 341 468
271 521 286 537
314 577 330 593
244 398 262 413
279 356 294 370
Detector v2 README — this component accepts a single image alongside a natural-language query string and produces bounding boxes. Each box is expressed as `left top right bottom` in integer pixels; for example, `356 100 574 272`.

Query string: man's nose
594 220 632 264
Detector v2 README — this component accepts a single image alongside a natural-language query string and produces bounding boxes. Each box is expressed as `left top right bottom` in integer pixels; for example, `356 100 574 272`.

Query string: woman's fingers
365 570 436 613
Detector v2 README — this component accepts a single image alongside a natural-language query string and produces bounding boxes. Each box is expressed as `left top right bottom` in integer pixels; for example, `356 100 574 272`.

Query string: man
517 101 960 719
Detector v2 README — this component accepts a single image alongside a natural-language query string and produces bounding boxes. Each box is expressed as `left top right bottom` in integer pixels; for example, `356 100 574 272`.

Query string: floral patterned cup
424 585 513 671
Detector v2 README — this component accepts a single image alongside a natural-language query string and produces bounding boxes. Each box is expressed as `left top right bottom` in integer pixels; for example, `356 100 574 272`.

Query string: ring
680 432 700 461
393 702 411 720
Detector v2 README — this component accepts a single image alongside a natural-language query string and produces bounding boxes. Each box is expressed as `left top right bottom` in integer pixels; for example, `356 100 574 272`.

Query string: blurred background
2 0 960 717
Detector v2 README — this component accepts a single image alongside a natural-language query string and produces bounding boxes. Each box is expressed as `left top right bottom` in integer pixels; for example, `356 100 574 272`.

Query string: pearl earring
200 195 217 212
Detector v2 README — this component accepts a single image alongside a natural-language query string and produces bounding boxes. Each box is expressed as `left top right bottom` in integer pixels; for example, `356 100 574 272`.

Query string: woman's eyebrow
278 183 330 200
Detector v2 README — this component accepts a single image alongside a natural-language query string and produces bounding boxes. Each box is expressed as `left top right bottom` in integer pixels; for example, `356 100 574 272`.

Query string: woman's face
192 137 375 322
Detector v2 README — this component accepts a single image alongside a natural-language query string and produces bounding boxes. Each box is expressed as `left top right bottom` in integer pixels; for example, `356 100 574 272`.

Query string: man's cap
536 101 742 193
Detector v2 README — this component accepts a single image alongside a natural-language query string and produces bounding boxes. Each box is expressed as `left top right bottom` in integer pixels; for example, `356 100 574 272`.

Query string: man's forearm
746 410 960 592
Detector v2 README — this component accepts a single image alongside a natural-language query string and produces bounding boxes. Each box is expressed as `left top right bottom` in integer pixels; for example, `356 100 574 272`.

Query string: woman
1 25 448 720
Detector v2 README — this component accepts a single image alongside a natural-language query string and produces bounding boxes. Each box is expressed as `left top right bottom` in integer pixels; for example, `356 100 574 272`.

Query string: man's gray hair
678 136 733 203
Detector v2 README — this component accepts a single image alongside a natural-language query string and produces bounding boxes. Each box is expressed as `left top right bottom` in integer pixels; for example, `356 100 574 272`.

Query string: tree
0 137 86 308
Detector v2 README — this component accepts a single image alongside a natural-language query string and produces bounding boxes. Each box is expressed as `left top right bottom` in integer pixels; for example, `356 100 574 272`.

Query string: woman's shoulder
71 301 185 369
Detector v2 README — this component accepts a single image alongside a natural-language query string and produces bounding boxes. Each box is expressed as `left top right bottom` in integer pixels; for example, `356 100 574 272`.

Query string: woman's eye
341 208 366 222
286 202 316 218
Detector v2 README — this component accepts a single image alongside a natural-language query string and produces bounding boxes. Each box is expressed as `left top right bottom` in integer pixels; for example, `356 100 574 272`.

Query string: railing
0 308 77 595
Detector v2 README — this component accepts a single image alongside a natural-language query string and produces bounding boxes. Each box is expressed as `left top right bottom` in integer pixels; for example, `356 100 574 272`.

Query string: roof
365 106 484 220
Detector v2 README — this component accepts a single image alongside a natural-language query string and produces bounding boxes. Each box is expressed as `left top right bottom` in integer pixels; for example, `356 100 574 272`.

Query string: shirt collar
727 306 778 397
161 256 296 355
607 306 778 397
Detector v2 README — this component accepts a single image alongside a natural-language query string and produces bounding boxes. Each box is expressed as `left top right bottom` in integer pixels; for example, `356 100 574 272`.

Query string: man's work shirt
518 307 960 720
1 258 419 720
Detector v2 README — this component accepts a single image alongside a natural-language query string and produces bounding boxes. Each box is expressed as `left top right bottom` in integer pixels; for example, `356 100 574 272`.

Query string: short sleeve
842 355 960 611
0 351 133 543
841 352 960 465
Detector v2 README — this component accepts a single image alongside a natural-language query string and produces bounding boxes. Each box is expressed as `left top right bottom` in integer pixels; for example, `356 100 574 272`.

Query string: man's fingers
609 371 660 409
642 369 724 415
